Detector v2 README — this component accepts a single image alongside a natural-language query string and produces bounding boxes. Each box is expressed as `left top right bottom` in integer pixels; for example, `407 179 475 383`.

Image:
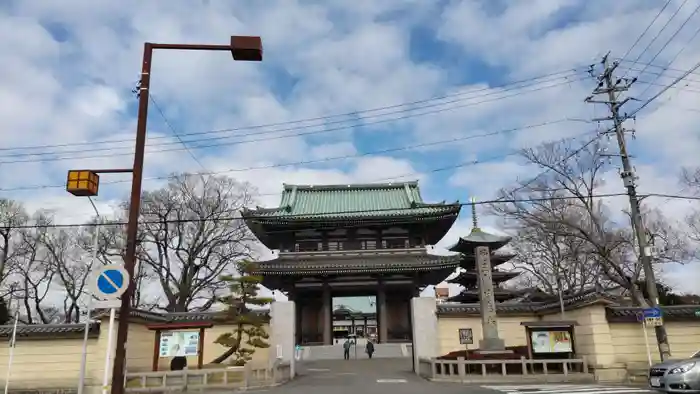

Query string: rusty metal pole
110 42 152 394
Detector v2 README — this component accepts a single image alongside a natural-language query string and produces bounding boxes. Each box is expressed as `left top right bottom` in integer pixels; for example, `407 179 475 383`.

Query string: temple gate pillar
377 284 388 343
322 284 332 345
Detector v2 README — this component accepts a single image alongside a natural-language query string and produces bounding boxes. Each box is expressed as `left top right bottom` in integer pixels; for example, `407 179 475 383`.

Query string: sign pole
87 264 130 394
642 320 652 366
78 219 100 394
102 307 117 394
4 307 19 394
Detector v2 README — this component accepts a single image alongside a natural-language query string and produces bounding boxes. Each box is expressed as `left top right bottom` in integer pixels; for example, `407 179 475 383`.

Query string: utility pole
585 54 671 361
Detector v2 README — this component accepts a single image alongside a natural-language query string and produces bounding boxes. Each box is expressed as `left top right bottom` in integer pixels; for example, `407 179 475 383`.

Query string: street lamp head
230 36 263 62
66 170 100 197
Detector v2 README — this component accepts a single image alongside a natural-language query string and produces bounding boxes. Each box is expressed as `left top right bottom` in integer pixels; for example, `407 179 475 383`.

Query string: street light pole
77 197 101 394
109 37 262 394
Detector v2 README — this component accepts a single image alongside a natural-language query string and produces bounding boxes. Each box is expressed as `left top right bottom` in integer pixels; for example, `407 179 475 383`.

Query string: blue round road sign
97 269 124 295
91 264 130 300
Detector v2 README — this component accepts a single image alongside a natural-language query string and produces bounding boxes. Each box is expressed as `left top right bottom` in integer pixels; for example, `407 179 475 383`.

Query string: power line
7 132 604 225
149 95 208 171
629 58 700 117
640 3 700 97
0 75 587 164
617 58 700 76
621 0 689 79
0 119 587 193
618 0 674 64
636 6 700 99
5 192 698 230
0 68 586 154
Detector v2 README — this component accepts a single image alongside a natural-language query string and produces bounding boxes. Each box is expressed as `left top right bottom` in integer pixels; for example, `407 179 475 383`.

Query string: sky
1 0 700 298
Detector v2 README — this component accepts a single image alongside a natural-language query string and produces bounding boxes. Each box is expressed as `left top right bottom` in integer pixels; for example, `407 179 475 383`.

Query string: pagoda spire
471 196 478 230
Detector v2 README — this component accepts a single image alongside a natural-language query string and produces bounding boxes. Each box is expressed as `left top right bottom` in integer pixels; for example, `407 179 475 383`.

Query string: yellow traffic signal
66 170 100 197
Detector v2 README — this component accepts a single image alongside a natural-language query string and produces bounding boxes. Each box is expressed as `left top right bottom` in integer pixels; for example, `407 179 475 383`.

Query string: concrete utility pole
585 54 671 361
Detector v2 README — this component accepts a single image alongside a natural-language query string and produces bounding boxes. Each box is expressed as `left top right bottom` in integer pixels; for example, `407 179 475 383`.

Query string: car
649 350 700 392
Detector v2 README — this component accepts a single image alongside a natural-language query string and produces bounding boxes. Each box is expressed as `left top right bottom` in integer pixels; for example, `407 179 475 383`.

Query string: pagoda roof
457 252 516 266
448 288 524 303
255 248 461 276
242 182 461 222
447 270 521 284
447 228 512 252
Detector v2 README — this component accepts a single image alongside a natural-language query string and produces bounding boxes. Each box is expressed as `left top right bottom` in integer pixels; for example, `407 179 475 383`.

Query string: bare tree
13 212 57 324
507 224 601 296
681 167 700 258
42 226 92 323
0 199 29 295
133 173 256 312
492 138 689 306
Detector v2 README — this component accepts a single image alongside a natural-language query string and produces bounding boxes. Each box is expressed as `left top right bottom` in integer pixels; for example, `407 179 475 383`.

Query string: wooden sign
458 328 473 345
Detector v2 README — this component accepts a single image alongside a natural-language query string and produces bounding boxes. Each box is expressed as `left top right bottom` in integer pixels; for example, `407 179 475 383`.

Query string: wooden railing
124 361 291 393
418 356 593 383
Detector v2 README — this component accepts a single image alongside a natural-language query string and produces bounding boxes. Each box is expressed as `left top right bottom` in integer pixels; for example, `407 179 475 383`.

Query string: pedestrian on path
343 339 351 360
365 340 375 359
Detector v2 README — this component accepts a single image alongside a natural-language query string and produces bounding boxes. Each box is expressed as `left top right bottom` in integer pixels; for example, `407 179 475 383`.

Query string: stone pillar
378 285 388 343
322 285 332 345
270 301 296 378
411 297 438 375
476 245 505 350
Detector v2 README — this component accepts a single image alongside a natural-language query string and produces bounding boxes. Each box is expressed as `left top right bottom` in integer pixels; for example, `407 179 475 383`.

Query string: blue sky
1 0 700 294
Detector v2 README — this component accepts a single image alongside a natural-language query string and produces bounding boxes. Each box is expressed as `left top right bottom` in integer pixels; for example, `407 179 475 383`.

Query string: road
246 359 657 394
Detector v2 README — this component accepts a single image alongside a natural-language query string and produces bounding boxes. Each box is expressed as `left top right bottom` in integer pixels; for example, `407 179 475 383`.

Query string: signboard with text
458 328 473 345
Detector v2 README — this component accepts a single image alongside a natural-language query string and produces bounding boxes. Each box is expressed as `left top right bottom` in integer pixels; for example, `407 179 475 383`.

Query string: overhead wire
0 119 589 193
0 74 588 164
149 94 209 172
4 131 601 223
3 192 698 230
0 68 586 154
621 0 689 79
635 4 700 99
617 0 674 65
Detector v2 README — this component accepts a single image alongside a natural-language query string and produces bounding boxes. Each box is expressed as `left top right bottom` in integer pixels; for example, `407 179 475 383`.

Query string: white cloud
1 0 700 301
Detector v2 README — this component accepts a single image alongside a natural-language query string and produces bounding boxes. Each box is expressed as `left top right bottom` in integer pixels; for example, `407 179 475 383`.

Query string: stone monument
447 198 513 353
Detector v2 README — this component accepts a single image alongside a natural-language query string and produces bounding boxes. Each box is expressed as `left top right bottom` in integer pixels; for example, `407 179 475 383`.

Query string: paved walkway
260 358 471 394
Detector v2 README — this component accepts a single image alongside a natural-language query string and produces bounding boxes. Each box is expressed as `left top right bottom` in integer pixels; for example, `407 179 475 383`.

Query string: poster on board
159 331 200 358
531 330 572 353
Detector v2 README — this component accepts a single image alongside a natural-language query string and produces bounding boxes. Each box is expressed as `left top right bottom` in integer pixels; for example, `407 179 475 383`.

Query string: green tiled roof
243 181 460 220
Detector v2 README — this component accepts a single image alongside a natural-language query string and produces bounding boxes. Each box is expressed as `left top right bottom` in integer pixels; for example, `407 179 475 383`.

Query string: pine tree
210 260 272 365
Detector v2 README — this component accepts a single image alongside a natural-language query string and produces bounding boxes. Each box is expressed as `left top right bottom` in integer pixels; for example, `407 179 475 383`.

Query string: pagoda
445 199 513 352
447 252 521 303
242 182 462 345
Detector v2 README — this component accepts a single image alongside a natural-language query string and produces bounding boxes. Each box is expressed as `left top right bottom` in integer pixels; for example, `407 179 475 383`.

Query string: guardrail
418 356 593 383
124 360 291 393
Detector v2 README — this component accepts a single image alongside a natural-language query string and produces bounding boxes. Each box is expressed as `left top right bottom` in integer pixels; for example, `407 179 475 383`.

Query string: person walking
343 339 351 360
365 340 375 359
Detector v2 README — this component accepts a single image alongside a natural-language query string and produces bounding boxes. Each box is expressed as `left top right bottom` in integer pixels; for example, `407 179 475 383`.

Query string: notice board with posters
159 330 200 358
530 330 573 353
521 321 577 359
